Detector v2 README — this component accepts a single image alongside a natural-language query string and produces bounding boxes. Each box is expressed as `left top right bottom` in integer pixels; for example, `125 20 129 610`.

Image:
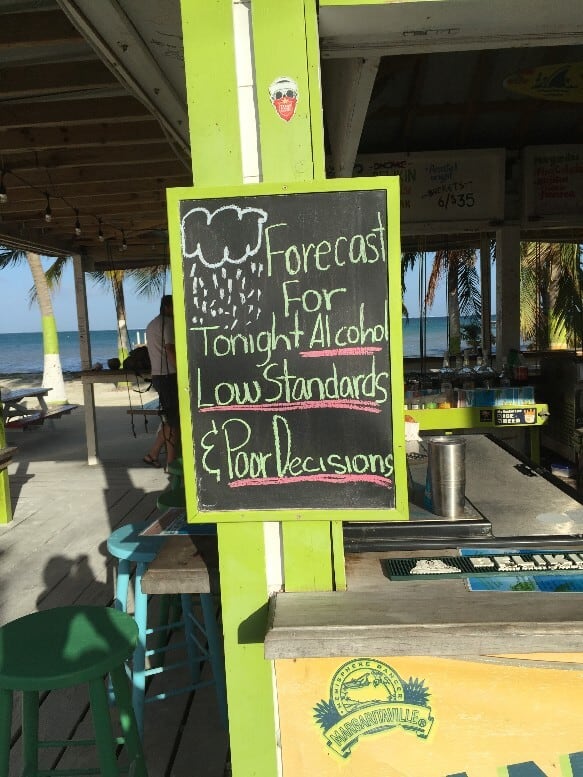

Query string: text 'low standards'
180 189 395 512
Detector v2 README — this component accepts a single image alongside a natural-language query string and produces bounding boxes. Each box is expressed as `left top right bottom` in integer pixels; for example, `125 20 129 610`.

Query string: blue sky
0 259 452 334
0 260 171 334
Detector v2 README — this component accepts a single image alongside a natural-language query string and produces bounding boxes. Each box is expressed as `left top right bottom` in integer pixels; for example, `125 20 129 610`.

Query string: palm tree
0 247 67 402
520 241 583 350
425 248 481 357
44 255 169 365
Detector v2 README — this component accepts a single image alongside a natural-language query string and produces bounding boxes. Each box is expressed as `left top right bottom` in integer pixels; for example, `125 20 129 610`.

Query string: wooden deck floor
1 399 230 776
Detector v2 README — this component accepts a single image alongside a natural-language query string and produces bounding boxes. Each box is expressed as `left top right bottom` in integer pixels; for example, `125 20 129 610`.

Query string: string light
0 171 7 204
1 168 144 254
44 192 52 223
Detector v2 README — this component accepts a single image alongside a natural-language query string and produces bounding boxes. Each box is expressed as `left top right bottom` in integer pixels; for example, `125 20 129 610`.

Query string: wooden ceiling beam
0 189 166 222
0 120 168 153
373 98 579 120
0 10 82 48
2 96 150 129
0 61 117 99
2 162 188 190
3 143 181 172
3 207 171 229
458 51 492 146
0 176 187 201
398 55 427 148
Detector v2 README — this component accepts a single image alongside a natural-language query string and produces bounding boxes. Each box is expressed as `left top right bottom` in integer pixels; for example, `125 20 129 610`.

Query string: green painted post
0 416 12 523
178 3 279 776
251 0 338 593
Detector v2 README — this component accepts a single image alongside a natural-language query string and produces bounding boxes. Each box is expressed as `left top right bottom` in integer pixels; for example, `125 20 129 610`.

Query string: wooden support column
495 225 522 369
322 57 380 178
73 254 98 465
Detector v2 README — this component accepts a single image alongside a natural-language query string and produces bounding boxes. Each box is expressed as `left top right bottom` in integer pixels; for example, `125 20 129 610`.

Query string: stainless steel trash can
424 436 466 518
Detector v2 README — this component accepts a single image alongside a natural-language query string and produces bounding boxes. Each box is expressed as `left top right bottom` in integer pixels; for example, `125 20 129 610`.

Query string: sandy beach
1 371 166 467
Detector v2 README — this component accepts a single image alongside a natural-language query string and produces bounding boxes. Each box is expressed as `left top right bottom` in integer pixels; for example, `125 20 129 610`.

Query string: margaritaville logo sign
314 658 434 758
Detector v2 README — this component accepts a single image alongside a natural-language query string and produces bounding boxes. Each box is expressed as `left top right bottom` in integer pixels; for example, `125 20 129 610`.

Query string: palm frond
0 246 26 269
128 266 169 297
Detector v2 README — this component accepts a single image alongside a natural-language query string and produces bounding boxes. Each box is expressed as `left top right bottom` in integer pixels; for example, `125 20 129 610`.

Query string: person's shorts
151 374 179 428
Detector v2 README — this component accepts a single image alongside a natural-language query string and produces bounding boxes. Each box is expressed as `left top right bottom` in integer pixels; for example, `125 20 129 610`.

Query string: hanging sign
168 178 407 522
523 144 583 223
328 149 505 226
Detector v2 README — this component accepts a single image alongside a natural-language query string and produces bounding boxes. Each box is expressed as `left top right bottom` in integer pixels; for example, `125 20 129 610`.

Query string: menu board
178 186 398 513
328 149 505 224
523 145 583 222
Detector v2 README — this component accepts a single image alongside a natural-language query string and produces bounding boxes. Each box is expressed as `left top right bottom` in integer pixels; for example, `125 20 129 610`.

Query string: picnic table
1 387 78 430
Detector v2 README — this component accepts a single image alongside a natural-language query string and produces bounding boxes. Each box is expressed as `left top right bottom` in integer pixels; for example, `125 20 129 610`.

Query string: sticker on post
269 76 298 122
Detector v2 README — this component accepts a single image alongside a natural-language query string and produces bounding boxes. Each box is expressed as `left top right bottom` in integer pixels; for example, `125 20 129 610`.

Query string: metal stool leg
200 594 228 730
22 690 39 776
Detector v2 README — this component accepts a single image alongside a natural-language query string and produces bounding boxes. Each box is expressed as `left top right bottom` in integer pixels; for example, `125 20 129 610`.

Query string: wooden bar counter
264 435 583 776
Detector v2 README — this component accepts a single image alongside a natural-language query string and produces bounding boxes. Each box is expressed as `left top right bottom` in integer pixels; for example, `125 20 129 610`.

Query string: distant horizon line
1 314 471 336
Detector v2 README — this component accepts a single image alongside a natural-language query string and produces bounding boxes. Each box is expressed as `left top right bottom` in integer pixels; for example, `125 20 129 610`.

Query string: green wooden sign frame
167 176 407 523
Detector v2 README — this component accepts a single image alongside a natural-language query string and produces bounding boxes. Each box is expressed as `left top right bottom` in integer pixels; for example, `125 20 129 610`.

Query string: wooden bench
126 398 161 416
0 446 17 471
4 404 79 430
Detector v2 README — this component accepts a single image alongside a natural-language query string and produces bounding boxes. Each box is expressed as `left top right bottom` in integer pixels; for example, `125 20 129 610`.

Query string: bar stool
107 523 227 738
156 487 185 512
0 605 147 777
166 456 183 491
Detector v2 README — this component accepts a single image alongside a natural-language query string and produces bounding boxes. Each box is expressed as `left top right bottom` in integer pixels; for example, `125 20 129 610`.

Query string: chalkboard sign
170 179 406 520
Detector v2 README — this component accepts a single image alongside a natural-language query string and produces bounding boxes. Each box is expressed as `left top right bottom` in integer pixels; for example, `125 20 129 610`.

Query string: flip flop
143 454 161 468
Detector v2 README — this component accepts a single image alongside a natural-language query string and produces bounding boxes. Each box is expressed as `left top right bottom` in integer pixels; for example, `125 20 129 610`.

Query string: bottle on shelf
456 352 475 390
439 352 455 407
474 353 497 389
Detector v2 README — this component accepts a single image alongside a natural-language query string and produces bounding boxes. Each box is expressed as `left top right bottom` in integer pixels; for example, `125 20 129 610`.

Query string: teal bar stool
0 605 147 777
107 523 227 739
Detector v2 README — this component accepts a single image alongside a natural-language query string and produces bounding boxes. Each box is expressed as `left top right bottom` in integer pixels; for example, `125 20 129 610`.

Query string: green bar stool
156 487 185 512
166 457 183 492
0 605 148 777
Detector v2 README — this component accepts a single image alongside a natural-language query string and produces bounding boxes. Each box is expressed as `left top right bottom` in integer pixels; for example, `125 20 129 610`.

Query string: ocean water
0 317 474 374
0 329 149 374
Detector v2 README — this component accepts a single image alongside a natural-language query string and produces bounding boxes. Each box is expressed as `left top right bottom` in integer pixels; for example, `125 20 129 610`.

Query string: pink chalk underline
300 347 382 357
229 474 393 489
199 400 381 414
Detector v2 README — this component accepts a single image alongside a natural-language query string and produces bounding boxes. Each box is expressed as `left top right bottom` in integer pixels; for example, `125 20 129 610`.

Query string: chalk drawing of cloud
181 205 268 269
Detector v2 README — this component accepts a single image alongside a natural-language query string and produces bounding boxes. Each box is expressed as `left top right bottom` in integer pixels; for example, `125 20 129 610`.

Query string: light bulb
74 209 81 236
98 219 105 242
44 194 52 223
0 174 7 204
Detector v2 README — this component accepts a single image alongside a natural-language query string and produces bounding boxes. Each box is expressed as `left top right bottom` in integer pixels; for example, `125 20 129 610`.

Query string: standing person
142 295 180 468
